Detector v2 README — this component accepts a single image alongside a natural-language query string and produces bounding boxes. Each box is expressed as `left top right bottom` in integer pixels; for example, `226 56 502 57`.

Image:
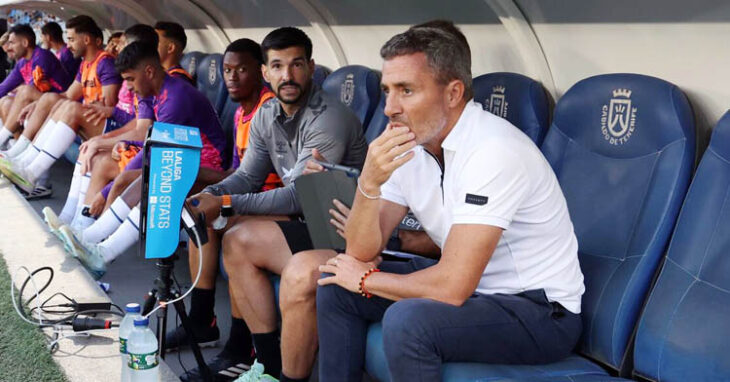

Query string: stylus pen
317 161 361 178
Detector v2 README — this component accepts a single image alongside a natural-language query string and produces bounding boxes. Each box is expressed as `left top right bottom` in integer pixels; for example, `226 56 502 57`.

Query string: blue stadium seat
313 65 331 87
364 73 695 381
472 72 550 145
542 74 694 370
628 111 730 381
321 65 381 128
180 51 205 82
217 96 238 170
491 110 730 382
196 54 227 112
365 95 387 144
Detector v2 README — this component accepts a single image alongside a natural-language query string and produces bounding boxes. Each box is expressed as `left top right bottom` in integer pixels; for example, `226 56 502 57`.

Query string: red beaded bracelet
359 268 380 298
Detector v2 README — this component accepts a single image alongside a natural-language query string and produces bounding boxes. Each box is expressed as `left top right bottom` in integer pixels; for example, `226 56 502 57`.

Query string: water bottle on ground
127 317 159 382
119 303 141 382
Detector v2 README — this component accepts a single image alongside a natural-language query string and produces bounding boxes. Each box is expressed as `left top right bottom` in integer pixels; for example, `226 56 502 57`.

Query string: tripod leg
157 304 168 360
172 299 213 382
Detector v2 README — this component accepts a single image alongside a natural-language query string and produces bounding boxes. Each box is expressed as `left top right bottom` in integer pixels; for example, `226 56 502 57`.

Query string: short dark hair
66 15 103 40
261 27 312 64
411 19 470 63
124 24 159 46
115 41 159 73
9 24 35 47
381 26 473 100
108 31 123 43
41 22 63 43
225 38 263 65
154 21 186 51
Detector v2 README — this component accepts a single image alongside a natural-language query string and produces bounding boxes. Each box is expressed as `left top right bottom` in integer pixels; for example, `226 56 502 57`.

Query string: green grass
0 255 68 382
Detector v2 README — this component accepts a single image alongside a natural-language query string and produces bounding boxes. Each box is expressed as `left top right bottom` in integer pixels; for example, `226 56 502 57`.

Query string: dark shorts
276 220 314 254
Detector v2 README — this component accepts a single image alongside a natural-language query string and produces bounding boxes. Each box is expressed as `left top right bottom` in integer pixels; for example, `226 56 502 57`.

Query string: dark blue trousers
316 258 582 382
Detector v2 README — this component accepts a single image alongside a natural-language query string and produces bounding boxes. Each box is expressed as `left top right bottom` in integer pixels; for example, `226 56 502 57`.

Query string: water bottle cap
133 317 149 326
125 303 141 313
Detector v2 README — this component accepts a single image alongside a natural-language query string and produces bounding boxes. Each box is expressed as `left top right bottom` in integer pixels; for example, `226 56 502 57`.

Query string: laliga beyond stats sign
141 122 201 259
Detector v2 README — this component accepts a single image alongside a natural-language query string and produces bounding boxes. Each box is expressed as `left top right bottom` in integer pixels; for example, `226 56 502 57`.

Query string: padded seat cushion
632 111 730 381
321 65 381 127
365 323 609 382
540 73 694 368
472 72 550 145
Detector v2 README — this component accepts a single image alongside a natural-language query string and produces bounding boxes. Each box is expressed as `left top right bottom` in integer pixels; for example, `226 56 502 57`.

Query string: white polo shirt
380 101 585 313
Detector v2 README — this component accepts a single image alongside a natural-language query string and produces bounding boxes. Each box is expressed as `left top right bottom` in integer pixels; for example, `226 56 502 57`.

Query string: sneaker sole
3 167 34 193
25 188 53 200
58 226 80 258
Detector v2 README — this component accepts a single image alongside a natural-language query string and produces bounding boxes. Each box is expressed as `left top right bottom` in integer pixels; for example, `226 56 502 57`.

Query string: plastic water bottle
126 317 159 381
119 303 141 382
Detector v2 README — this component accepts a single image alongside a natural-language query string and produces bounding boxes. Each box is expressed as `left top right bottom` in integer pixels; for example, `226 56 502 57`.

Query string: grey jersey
203 85 368 215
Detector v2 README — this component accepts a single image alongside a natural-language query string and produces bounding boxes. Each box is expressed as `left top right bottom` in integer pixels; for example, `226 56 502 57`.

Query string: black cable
172 270 190 376
15 266 123 327
110 303 124 313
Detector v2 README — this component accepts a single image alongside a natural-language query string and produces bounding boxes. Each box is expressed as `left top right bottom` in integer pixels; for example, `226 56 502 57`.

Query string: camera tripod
142 254 213 382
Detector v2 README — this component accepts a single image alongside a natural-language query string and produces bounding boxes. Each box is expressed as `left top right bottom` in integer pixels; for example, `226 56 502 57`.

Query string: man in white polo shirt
315 24 585 382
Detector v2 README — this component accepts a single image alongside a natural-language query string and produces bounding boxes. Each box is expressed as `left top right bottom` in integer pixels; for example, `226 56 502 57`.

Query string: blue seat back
313 65 331 87
365 94 387 144
541 73 695 369
180 51 205 82
218 95 239 170
321 65 381 128
631 112 730 381
196 54 226 112
473 72 550 145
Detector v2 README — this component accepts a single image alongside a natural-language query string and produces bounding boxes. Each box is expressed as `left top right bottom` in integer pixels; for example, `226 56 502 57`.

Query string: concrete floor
27 159 233 379
24 160 378 382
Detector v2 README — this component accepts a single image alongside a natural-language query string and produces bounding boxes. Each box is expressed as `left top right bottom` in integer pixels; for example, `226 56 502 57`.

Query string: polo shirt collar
441 100 478 152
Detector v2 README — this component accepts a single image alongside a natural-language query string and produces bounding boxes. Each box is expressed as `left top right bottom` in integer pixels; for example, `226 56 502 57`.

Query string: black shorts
276 220 314 254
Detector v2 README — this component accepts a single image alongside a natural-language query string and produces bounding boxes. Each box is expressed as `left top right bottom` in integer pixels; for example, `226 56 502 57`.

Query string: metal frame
288 0 348 67
484 0 556 98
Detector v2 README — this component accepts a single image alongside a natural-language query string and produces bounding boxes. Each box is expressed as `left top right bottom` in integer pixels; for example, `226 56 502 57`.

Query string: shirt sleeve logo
465 193 489 206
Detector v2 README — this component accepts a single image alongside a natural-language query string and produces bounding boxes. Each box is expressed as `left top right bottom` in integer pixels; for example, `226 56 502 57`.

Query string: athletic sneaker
165 319 220 352
42 207 65 241
233 360 278 382
21 184 53 200
59 225 106 279
3 163 35 193
180 348 253 382
0 155 10 170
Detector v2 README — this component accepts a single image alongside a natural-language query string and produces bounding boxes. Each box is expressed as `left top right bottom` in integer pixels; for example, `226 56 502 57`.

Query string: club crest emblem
340 73 355 106
208 59 217 85
485 86 508 118
601 89 637 145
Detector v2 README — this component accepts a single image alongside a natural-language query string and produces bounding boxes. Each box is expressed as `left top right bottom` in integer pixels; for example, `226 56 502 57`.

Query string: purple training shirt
137 74 225 171
0 47 71 98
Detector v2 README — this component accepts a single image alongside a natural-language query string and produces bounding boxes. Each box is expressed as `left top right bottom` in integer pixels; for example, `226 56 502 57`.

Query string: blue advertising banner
142 122 201 259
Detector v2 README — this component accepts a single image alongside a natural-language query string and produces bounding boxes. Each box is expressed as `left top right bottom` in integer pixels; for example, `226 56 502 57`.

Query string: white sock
15 144 37 167
0 126 12 146
34 119 56 148
82 198 131 244
16 120 55 164
26 121 76 179
76 172 91 210
99 206 140 263
70 204 95 232
36 171 50 188
59 161 83 223
5 135 30 157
